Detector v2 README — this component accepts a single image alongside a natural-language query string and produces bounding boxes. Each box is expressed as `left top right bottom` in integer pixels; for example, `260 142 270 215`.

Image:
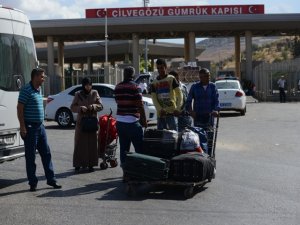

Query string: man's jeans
157 115 177 131
116 121 143 167
24 122 56 186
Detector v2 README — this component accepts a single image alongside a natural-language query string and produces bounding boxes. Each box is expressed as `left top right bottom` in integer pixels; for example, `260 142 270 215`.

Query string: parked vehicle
134 73 155 94
45 83 157 128
0 6 38 163
215 70 236 81
215 79 246 115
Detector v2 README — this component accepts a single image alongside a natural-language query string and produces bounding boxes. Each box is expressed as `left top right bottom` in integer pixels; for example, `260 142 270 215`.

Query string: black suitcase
123 152 169 181
170 152 215 182
140 129 179 159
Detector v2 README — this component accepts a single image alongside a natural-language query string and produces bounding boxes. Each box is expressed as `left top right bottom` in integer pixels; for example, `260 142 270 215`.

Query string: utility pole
144 0 149 72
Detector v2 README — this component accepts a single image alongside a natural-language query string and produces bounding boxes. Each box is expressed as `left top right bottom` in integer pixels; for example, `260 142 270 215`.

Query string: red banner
86 5 264 18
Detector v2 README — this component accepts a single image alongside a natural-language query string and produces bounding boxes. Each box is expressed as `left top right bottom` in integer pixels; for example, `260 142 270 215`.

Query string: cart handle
108 108 113 117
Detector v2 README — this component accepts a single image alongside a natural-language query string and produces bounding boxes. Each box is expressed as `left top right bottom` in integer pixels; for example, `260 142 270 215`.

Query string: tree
292 36 300 58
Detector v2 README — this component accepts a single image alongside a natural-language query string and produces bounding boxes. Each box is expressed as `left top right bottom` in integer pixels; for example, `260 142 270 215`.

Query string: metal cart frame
125 114 220 199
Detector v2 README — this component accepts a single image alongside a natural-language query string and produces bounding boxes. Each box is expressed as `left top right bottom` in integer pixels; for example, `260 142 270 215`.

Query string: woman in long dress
70 77 103 172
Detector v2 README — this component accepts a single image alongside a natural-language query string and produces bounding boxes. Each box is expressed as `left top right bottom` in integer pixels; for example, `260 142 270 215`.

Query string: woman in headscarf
71 77 103 172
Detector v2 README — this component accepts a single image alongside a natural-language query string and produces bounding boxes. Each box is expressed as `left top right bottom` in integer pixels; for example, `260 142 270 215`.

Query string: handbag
81 116 99 132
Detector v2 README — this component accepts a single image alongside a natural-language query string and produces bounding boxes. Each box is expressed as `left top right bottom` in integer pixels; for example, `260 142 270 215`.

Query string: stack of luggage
123 127 216 182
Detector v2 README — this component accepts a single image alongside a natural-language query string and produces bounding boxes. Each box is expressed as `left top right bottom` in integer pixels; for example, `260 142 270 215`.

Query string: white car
45 83 157 127
215 79 246 116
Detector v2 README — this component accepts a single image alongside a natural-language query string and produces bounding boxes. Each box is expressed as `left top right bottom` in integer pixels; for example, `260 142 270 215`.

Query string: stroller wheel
100 162 108 170
110 159 118 168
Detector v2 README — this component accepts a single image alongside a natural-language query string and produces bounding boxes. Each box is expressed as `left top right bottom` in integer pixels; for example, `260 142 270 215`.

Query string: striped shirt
150 74 182 116
115 80 143 120
18 82 44 122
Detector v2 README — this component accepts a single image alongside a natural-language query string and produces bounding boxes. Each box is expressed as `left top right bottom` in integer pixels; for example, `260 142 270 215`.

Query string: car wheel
56 108 73 128
240 107 246 116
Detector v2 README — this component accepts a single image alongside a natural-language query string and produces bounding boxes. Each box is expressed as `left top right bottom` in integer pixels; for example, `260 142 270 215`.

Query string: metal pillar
87 57 93 75
234 35 241 79
184 35 190 62
132 33 140 74
58 41 65 91
245 31 253 81
188 32 196 62
47 36 54 95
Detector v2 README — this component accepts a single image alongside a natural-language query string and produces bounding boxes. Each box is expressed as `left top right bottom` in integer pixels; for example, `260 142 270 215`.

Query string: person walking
277 75 286 103
114 66 147 171
70 77 103 173
185 68 219 128
169 70 192 132
150 58 183 131
17 68 62 192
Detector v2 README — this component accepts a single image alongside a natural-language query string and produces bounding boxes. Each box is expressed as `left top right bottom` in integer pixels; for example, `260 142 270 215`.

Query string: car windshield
216 81 239 90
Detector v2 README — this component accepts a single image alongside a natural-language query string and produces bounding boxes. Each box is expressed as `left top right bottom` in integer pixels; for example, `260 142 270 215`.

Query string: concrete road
0 102 299 225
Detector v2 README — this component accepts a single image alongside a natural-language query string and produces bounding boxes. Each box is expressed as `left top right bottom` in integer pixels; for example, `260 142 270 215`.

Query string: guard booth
253 58 300 101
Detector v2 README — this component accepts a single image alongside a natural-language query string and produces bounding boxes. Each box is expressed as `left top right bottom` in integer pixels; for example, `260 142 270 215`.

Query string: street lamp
143 0 149 72
104 8 108 64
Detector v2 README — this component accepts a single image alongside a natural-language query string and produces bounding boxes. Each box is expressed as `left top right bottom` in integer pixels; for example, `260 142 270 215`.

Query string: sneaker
47 182 62 189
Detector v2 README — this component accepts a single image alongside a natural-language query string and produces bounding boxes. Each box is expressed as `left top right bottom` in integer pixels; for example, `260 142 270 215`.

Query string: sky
2 0 299 20
1 0 299 43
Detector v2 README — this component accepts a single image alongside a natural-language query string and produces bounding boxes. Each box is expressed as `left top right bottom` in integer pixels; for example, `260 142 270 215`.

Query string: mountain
196 37 281 63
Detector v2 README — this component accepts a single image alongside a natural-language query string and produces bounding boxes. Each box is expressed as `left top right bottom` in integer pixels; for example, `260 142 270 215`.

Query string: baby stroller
98 109 118 169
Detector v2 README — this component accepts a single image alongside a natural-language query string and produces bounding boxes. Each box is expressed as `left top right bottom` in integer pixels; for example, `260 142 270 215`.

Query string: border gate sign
86 5 264 18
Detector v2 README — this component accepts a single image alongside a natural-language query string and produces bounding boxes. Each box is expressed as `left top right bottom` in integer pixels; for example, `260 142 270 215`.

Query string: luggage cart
125 114 219 199
98 109 118 169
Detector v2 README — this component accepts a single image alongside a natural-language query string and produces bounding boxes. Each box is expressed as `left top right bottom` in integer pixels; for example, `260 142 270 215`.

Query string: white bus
0 6 38 163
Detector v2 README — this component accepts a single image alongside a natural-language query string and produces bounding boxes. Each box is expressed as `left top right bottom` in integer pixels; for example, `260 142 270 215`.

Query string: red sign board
86 5 264 18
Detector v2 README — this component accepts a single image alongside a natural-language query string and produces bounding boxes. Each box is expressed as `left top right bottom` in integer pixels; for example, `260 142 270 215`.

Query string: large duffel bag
123 152 169 181
140 129 179 159
169 152 215 182
187 126 209 154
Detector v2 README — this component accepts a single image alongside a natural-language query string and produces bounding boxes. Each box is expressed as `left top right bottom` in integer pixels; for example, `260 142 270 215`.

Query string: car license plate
0 134 16 146
220 103 232 107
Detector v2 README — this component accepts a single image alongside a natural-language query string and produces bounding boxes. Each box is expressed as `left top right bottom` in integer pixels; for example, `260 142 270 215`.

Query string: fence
44 66 124 95
253 58 300 101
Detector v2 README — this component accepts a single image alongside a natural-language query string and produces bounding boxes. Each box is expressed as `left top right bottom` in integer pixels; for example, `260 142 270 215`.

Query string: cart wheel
110 159 118 168
184 187 194 199
100 162 108 170
125 184 136 197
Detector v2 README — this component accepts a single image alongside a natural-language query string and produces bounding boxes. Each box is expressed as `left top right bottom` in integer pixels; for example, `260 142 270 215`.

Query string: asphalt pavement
0 101 299 225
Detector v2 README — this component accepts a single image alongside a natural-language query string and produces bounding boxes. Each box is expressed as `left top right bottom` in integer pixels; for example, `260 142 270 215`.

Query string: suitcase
140 129 179 159
170 152 215 182
123 152 169 181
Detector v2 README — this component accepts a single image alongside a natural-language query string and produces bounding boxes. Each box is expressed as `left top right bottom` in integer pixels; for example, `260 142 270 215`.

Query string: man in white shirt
138 78 148 94
277 76 286 103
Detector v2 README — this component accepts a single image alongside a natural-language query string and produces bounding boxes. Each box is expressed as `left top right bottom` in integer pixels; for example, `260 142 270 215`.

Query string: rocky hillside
196 36 287 63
